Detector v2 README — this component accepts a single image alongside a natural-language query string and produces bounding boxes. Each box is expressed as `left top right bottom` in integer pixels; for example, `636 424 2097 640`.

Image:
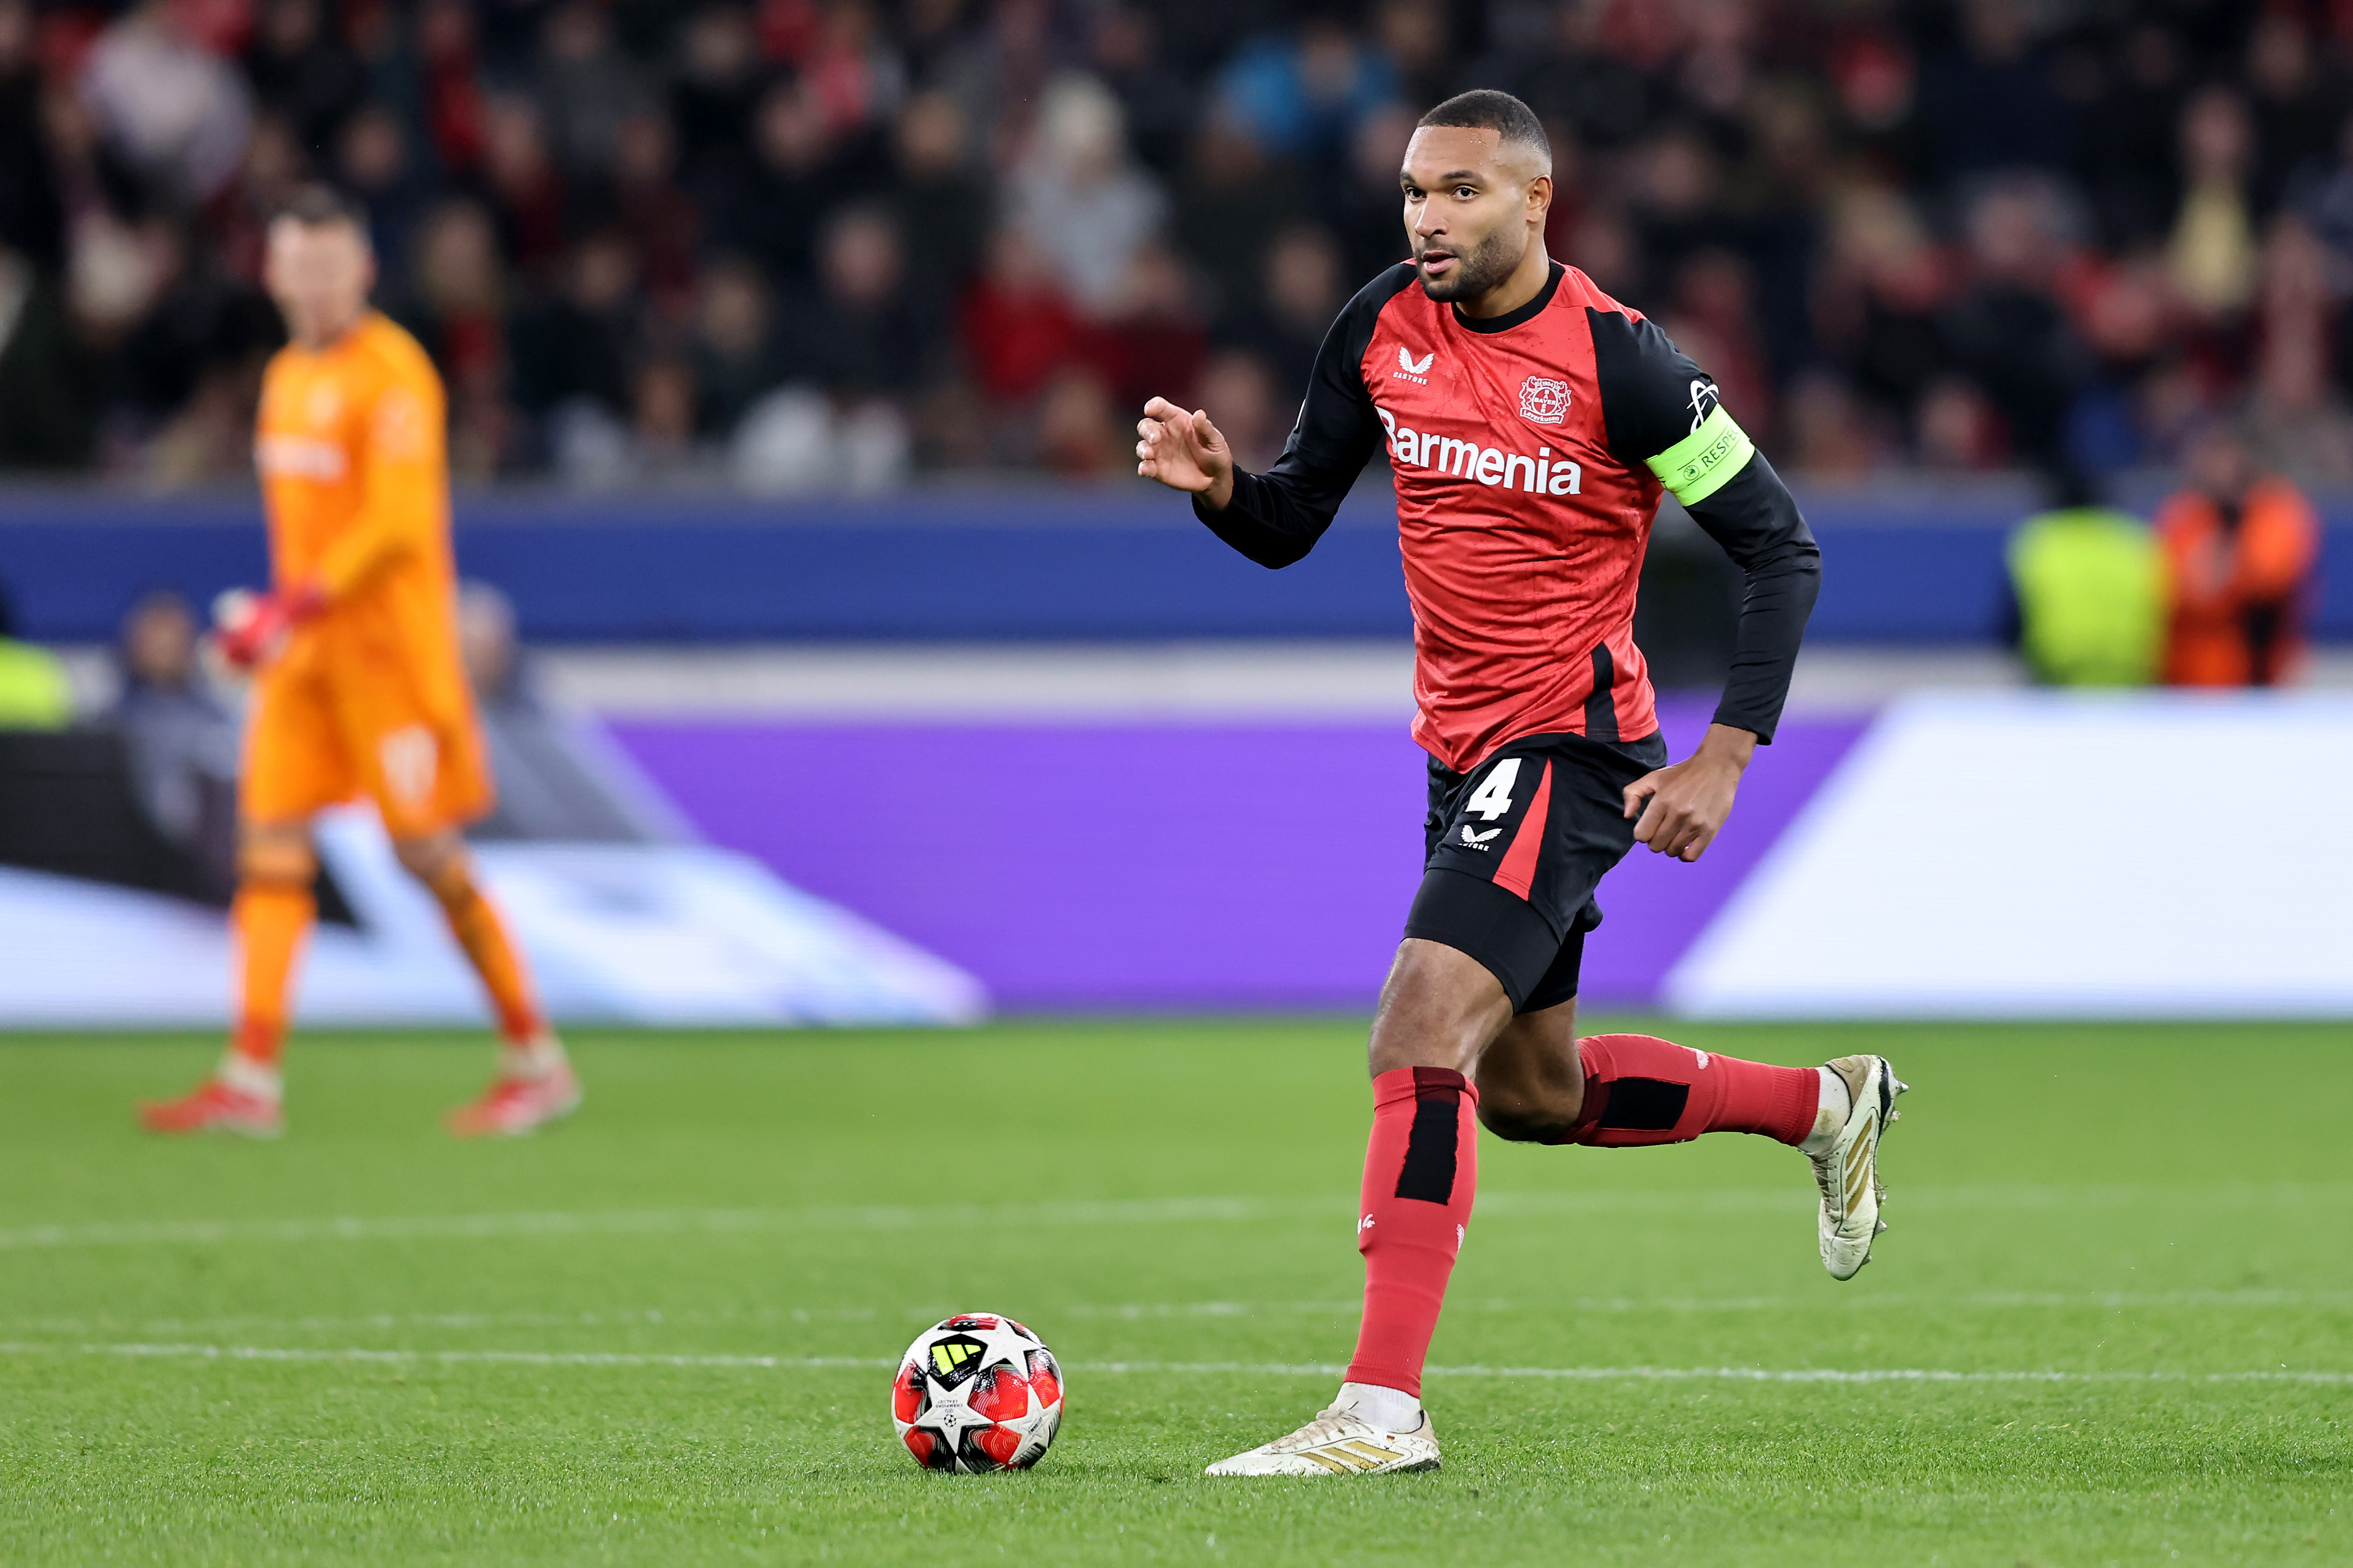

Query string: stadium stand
0 0 2345 490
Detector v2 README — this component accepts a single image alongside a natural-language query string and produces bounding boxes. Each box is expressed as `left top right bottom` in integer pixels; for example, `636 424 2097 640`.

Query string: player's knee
391 831 464 883
1367 940 1513 1076
237 826 317 885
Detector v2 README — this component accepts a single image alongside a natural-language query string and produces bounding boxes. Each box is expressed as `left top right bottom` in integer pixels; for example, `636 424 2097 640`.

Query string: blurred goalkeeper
141 187 579 1140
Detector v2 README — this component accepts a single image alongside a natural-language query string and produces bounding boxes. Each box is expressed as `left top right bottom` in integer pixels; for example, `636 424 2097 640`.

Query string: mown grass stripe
3 1285 2347 1340
2 1181 2345 1251
1 1340 2345 1385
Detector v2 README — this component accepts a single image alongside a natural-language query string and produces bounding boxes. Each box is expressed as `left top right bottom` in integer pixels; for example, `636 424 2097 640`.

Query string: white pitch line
3 1182 2346 1253
0 1341 2345 1386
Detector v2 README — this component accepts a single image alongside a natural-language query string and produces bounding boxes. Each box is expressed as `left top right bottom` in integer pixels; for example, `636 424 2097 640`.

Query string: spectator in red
1096 241 1203 416
958 226 1090 403
2154 421 2320 687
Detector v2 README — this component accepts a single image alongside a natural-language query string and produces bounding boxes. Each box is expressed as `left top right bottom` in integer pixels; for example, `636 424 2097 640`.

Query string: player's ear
1527 173 1552 222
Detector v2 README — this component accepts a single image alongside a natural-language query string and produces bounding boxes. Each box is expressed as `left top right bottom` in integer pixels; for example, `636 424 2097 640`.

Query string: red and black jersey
1197 260 1820 772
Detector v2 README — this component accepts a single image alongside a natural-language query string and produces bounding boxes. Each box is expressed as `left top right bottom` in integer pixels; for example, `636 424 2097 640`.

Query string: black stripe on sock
1395 1071 1462 1204
1585 644 1619 742
1595 1076 1687 1131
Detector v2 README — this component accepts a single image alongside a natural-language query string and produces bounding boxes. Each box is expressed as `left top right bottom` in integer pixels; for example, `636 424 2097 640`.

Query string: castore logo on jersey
1393 347 1434 384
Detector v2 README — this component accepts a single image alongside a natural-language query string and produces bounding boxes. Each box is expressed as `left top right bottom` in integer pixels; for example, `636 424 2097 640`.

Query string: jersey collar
1451 261 1564 335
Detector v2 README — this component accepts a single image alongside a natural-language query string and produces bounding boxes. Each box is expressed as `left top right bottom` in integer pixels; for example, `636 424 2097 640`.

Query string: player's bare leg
392 829 581 1136
140 820 316 1136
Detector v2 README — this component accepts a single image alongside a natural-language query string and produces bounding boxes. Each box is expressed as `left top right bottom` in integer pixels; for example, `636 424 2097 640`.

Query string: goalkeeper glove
211 584 325 671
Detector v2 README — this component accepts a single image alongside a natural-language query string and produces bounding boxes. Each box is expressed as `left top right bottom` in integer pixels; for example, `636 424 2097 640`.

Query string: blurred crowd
0 0 2348 491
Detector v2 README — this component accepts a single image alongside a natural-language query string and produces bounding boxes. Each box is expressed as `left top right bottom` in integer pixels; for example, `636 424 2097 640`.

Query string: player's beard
1415 226 1523 303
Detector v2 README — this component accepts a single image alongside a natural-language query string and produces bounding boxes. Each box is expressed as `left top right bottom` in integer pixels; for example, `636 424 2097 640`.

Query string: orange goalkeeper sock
425 861 544 1043
230 877 314 1070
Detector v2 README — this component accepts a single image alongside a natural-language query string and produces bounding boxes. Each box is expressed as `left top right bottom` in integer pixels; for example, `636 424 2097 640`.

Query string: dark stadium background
0 0 2336 491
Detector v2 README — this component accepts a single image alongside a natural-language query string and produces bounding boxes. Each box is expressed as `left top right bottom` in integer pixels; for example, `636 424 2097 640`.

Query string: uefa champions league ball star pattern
891 1314 1064 1472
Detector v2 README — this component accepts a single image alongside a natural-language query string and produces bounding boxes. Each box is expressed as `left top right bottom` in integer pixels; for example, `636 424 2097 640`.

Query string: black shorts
1403 729 1669 1014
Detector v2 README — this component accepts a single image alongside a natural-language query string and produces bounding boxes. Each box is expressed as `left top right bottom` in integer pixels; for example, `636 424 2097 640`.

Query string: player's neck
1453 245 1555 322
295 305 370 352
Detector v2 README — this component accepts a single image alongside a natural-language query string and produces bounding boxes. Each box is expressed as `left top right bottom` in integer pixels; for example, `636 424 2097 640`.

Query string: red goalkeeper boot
139 1076 283 1138
446 1040 582 1138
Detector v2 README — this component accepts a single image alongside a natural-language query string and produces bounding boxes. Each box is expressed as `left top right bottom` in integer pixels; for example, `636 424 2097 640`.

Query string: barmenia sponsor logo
1375 407 1583 496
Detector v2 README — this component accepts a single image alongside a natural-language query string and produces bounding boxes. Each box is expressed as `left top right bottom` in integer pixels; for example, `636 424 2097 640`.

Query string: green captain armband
1646 405 1755 505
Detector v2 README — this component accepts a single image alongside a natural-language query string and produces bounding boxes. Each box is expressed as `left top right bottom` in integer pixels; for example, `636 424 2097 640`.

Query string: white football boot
1204 1397 1441 1476
1807 1054 1908 1280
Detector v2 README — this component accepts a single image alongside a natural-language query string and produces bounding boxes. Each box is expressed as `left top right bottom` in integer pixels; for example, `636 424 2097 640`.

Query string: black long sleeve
1681 454 1821 741
1588 308 1819 743
1192 265 1411 567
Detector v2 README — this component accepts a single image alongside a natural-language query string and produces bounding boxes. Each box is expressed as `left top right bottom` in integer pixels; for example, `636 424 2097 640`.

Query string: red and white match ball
891 1313 1064 1472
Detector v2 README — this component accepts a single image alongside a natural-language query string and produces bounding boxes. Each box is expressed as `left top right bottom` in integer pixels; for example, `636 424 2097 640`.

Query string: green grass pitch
0 1019 2347 1565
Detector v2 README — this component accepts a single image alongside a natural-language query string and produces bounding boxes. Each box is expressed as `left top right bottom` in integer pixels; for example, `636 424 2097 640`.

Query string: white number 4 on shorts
1466 757 1521 821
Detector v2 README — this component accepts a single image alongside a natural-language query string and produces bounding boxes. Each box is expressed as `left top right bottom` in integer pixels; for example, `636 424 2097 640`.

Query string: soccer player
1136 92 1905 1477
140 187 580 1140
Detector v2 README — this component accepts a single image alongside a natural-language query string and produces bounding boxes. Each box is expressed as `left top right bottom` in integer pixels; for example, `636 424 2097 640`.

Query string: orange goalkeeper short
241 658 492 839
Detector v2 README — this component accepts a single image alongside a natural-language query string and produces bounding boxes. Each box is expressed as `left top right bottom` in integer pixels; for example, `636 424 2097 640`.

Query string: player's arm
219 383 443 671
312 374 446 600
1589 308 1822 860
1136 278 1392 568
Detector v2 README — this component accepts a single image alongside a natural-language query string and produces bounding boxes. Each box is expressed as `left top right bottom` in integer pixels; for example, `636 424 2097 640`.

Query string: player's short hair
1417 90 1551 169
273 184 370 238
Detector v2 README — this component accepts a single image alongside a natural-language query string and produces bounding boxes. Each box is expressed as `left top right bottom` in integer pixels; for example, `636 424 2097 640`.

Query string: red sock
1558 1033 1817 1148
1344 1067 1478 1399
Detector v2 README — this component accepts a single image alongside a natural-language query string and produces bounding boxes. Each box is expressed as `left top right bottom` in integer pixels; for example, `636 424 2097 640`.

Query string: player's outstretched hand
1622 722 1757 862
1136 396 1235 509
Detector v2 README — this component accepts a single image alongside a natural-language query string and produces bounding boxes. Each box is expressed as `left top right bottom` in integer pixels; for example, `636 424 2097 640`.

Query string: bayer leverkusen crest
1519 376 1570 424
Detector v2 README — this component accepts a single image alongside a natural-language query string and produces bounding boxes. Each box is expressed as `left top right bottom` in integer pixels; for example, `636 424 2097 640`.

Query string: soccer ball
891 1313 1064 1472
